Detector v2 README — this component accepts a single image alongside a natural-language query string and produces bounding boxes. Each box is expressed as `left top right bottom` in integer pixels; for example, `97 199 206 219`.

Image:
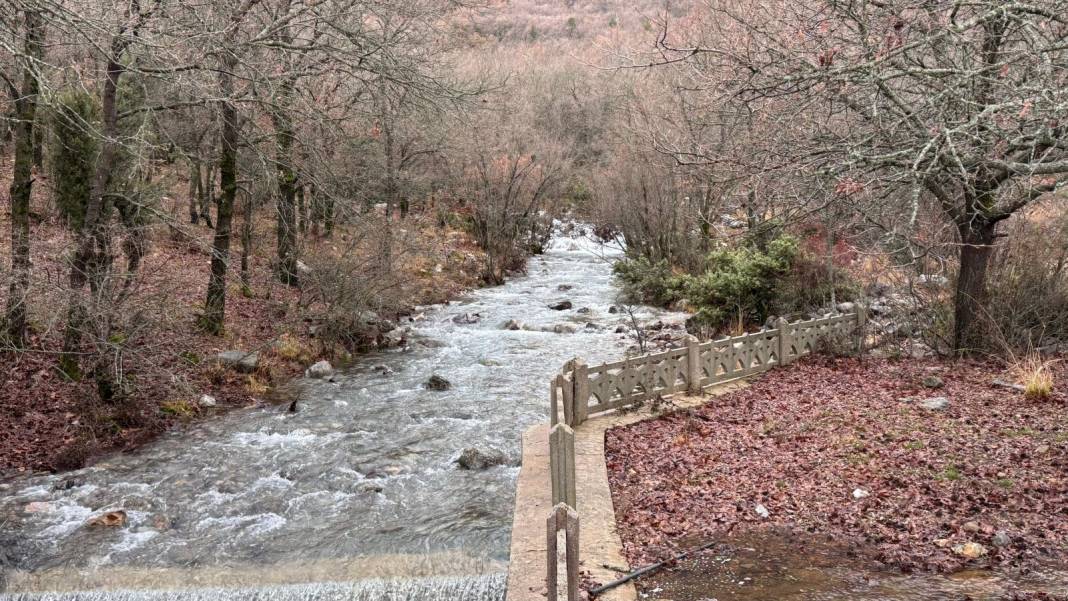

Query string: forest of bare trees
2 0 1066 467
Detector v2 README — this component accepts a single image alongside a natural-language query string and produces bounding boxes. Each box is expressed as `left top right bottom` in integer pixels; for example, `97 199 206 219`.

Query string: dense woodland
2 0 1067 471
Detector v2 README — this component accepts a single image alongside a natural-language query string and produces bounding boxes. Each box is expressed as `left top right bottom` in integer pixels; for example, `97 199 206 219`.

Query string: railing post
549 424 577 510
777 317 793 366
686 336 702 393
572 359 589 426
550 378 559 426
854 306 867 354
546 503 580 601
558 374 575 427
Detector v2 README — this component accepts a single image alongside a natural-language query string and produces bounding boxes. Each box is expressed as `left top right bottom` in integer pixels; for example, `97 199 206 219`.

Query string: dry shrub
987 209 1068 351
1011 352 1057 400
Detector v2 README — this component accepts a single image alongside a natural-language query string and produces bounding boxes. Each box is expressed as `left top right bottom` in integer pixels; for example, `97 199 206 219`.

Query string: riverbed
0 225 683 596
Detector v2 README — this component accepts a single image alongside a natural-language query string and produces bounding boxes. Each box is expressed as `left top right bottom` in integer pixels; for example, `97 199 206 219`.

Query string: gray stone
305 360 334 379
296 260 313 276
216 351 259 373
456 447 508 470
576 307 591 314
548 300 573 311
836 302 856 313
426 374 451 391
920 397 950 410
501 319 525 331
922 375 945 389
552 324 577 334
917 274 949 287
992 530 1012 547
198 394 217 408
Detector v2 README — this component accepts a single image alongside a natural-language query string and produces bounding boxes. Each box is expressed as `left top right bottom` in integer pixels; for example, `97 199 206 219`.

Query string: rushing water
0 225 683 596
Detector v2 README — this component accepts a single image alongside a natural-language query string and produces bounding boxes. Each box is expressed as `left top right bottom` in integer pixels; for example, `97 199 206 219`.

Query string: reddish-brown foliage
606 356 1068 573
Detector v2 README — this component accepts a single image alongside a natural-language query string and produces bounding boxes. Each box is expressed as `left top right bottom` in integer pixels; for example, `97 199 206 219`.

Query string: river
0 225 683 599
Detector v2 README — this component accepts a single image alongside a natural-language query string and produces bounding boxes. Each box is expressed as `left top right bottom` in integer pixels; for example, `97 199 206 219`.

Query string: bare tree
643 0 1068 351
2 4 44 347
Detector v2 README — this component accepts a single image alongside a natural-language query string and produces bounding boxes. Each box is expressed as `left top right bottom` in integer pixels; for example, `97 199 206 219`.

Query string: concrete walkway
506 381 747 601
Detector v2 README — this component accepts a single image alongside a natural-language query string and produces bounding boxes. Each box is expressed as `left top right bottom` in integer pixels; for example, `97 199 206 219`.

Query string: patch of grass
246 375 269 395
1001 427 1037 438
995 478 1015 489
178 350 201 365
1011 352 1057 400
160 399 195 417
905 440 925 451
940 464 962 481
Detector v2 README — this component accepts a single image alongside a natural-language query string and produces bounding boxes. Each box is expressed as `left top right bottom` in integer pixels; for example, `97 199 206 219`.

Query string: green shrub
612 256 680 307
50 89 100 229
674 235 799 333
776 250 860 315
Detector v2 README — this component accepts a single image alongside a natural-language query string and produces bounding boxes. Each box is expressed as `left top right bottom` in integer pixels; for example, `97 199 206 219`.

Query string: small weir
0 573 507 601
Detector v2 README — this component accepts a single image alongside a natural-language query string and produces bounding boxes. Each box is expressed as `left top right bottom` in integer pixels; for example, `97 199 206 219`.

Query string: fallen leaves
606 355 1068 574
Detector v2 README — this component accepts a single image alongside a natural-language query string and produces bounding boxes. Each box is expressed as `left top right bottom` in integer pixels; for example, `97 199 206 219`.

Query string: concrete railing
550 311 864 429
544 310 865 599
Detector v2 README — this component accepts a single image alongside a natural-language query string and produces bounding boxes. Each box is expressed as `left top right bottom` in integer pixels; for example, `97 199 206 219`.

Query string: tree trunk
200 161 215 228
954 222 997 352
5 10 44 347
62 47 126 369
201 59 239 335
240 188 253 296
272 79 299 286
188 159 201 224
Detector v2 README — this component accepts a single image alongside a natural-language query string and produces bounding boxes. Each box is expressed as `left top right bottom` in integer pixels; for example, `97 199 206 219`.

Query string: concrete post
854 305 867 354
549 424 577 510
777 317 793 366
572 359 589 426
687 337 702 393
546 503 580 601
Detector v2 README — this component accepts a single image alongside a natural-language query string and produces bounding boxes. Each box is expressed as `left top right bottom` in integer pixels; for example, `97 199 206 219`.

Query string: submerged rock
86 510 128 528
452 312 481 325
456 447 508 470
548 300 573 311
426 375 451 391
557 284 574 291
501 319 525 331
305 360 334 379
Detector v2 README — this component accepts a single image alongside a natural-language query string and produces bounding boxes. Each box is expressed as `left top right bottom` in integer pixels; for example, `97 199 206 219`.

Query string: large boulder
215 351 259 373
456 447 508 470
305 360 334 379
